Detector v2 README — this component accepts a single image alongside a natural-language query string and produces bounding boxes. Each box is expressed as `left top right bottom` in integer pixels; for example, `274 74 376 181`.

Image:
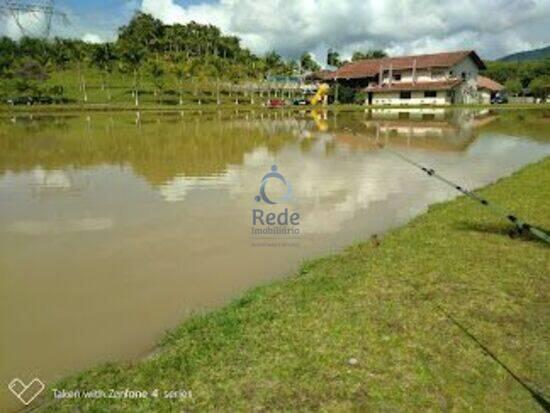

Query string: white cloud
140 0 550 60
82 33 102 44
1 0 548 60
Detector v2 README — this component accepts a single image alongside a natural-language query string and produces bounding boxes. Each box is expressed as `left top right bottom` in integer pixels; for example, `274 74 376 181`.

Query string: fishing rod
378 144 550 244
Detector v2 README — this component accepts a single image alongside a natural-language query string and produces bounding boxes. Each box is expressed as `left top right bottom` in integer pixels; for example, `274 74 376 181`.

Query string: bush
330 84 356 104
529 76 550 100
48 85 64 97
354 91 367 104
504 78 522 96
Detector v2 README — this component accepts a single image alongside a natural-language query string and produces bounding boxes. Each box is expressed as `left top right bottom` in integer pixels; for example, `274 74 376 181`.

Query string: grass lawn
2 67 550 112
41 157 549 412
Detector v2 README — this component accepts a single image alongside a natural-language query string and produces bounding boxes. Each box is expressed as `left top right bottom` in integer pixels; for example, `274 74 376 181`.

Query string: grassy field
2 67 550 112
23 66 301 107
37 156 550 412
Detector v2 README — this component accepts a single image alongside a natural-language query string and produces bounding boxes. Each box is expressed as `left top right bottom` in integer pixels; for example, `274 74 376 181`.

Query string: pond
1 108 549 411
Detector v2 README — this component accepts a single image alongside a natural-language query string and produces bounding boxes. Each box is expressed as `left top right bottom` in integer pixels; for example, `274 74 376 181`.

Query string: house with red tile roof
477 75 504 103
328 50 487 105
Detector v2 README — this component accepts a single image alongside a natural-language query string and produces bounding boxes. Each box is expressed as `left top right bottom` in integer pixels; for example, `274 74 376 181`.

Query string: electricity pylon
0 0 69 38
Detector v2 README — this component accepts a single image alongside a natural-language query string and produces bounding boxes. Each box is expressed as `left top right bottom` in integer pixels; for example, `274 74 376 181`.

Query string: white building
329 51 489 105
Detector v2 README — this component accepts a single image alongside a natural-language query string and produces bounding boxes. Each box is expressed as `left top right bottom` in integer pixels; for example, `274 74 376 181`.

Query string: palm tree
51 38 72 70
351 50 388 61
171 62 187 105
69 41 89 102
300 52 320 73
91 43 117 101
119 41 145 106
147 60 165 103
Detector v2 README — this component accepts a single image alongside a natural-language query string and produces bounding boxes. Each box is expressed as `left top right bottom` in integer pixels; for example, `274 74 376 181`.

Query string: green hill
498 45 550 62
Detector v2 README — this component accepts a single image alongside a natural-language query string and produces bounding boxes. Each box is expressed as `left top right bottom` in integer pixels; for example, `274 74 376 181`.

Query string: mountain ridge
497 45 550 62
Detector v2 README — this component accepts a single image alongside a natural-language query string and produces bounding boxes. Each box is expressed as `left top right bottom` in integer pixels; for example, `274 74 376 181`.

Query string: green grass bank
41 157 549 412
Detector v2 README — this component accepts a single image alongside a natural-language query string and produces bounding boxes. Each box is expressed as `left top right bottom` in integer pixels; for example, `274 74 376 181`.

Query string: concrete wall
509 96 535 104
479 89 491 104
450 57 480 103
370 90 451 105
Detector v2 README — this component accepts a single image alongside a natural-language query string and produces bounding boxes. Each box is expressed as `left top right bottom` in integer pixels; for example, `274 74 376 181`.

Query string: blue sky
2 0 550 61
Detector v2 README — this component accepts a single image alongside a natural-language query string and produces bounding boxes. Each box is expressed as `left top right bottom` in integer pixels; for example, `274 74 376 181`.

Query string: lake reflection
0 108 549 411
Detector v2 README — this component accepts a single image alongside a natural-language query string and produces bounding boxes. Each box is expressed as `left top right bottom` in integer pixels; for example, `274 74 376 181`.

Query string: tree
0 36 17 75
118 12 164 54
118 40 146 106
287 59 299 74
13 59 49 97
327 49 343 67
171 63 187 105
50 38 73 69
264 51 282 68
351 49 387 61
147 60 165 102
68 41 89 102
529 76 550 102
504 78 522 96
91 43 117 100
483 59 550 87
300 52 320 73
18 37 51 67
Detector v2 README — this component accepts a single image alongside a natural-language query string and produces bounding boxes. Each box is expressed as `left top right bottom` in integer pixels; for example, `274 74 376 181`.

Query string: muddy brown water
1 108 549 411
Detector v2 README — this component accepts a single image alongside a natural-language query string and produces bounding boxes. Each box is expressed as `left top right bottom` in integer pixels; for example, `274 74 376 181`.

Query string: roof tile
331 50 485 79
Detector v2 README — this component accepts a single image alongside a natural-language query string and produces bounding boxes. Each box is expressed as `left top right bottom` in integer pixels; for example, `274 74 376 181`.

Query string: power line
0 0 69 38
379 144 550 244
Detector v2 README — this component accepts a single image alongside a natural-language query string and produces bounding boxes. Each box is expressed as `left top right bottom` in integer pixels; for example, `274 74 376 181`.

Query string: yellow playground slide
309 83 330 105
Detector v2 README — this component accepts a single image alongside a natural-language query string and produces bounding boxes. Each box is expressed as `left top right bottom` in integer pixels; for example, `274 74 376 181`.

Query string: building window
424 90 437 98
393 73 401 81
461 72 467 80
400 91 411 99
432 70 444 79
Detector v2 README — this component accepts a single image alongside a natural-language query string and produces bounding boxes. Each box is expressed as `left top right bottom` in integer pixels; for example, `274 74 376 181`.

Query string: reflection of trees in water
0 113 298 186
0 109 546 185
475 110 550 142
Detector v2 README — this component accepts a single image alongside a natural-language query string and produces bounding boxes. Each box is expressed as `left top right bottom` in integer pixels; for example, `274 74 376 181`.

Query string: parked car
293 98 309 105
265 98 286 108
491 93 508 104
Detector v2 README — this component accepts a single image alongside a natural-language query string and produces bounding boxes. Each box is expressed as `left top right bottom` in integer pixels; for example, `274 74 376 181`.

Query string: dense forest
482 59 550 97
0 12 322 104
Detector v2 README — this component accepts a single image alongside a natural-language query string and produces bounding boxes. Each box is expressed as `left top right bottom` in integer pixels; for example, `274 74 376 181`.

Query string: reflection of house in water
333 109 499 152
